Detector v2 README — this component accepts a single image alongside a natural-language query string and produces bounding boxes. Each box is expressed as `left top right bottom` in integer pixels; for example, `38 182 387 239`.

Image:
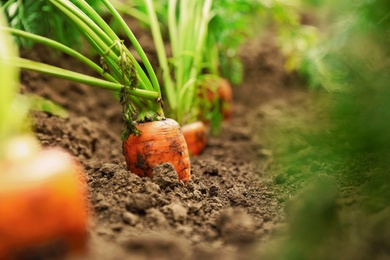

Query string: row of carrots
0 1 234 258
0 79 233 259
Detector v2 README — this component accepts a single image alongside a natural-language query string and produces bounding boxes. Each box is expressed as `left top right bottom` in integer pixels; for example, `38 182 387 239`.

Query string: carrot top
1 0 166 139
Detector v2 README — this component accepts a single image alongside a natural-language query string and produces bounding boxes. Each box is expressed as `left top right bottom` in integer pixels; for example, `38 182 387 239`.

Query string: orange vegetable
200 77 233 122
123 118 191 184
217 78 233 121
0 146 88 259
182 121 207 156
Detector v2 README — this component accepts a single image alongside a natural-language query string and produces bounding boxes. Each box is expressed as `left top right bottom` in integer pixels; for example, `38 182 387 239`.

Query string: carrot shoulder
123 118 191 184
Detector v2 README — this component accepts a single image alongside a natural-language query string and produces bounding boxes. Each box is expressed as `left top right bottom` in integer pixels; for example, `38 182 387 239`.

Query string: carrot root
123 118 191 184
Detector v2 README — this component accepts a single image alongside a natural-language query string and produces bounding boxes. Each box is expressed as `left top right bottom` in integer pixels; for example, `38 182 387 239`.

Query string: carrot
123 118 191 184
200 77 233 123
182 121 207 156
0 145 87 259
216 78 233 121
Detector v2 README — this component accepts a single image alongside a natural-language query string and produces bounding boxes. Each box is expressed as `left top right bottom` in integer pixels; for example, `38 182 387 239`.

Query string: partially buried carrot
0 137 87 259
123 118 191 184
182 121 207 156
217 78 233 121
200 77 233 123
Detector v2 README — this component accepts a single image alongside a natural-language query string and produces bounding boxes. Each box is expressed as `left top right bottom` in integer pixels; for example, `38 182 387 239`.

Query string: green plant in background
205 0 264 85
110 0 265 134
113 0 264 86
1 0 166 138
259 0 390 259
0 0 103 49
115 0 214 127
111 0 166 31
263 0 323 88
161 0 213 125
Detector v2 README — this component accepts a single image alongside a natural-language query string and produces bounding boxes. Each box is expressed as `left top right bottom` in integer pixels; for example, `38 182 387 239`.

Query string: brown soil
20 28 303 259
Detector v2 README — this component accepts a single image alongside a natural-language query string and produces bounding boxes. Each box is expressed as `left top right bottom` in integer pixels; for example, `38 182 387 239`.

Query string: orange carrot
217 78 233 121
200 77 233 122
123 118 191 184
182 121 207 156
0 146 88 259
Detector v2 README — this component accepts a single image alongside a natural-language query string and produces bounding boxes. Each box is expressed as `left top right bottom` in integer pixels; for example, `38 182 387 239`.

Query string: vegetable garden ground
21 22 390 260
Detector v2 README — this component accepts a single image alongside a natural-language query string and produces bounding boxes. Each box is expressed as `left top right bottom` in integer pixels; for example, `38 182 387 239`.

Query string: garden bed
21 31 301 259
4 1 389 259
20 22 390 260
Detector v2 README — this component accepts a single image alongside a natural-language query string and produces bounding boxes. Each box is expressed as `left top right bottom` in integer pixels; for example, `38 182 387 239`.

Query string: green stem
182 0 212 116
144 0 177 110
49 0 151 95
102 0 161 94
62 0 154 94
8 57 159 100
74 0 120 42
112 0 151 25
50 0 114 50
55 0 165 122
49 0 123 81
1 27 119 83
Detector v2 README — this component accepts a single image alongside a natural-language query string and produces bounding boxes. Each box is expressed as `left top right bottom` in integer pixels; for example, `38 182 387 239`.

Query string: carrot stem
144 0 177 109
2 27 118 83
7 57 159 101
101 0 161 94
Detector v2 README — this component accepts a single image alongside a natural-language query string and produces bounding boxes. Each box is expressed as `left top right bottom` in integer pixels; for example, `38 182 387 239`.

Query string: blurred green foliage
0 0 103 49
258 1 390 259
207 0 265 85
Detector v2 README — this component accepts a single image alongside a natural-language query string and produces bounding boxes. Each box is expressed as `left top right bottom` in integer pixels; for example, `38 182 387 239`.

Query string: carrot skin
182 121 207 156
0 148 88 259
123 118 191 184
